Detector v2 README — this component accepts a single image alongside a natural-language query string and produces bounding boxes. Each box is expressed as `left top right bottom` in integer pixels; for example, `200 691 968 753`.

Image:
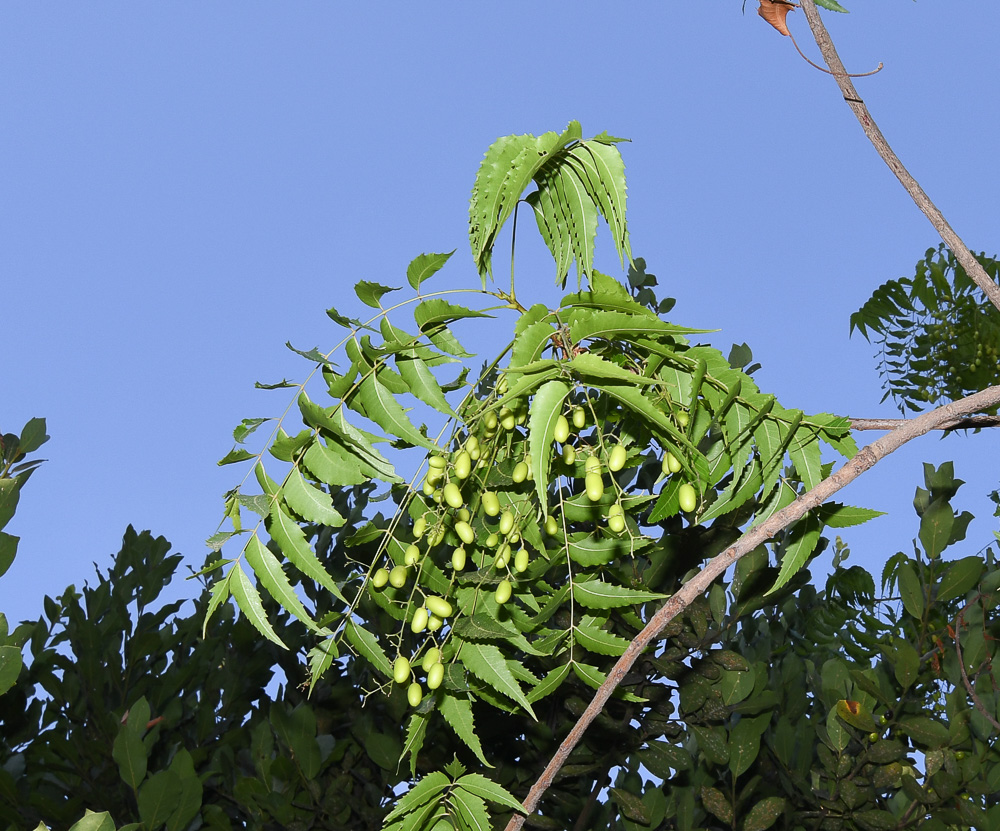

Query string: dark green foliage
851 244 1000 412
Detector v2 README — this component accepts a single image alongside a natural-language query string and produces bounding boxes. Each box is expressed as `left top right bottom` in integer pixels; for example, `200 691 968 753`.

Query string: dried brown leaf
758 0 797 37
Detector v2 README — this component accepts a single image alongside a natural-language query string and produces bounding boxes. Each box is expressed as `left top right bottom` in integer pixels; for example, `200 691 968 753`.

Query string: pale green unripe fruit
427 661 444 690
512 461 528 483
413 516 427 539
427 614 443 632
562 445 576 465
678 482 697 513
422 479 436 497
608 444 627 473
404 544 421 566
425 595 453 619
585 472 604 502
411 606 428 633
544 515 559 536
553 415 570 444
663 452 682 475
572 406 587 429
486 532 499 548
389 565 408 588
499 510 515 536
454 450 472 480
393 656 411 684
451 547 467 570
443 482 463 509
514 547 529 573
483 411 498 431
455 520 475 545
465 435 480 460
407 681 423 707
585 454 602 476
676 410 690 428
495 579 512 605
422 647 440 672
372 568 390 589
428 455 447 470
499 408 516 431
457 507 471 523
481 491 501 516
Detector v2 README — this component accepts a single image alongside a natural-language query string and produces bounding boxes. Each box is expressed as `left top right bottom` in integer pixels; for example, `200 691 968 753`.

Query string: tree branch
798 0 1000 315
850 414 1000 431
505 384 1000 830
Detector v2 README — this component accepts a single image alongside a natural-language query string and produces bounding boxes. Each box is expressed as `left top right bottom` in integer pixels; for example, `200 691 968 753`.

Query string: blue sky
3 2 999 626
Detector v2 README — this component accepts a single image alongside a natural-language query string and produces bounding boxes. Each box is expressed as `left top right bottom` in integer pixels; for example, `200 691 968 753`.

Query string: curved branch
505 384 1000 830
850 414 1000 431
799 0 1000 315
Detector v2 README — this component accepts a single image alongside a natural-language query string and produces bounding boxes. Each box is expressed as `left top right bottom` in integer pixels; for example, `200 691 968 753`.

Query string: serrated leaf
526 663 572 704
414 299 493 331
201 575 232 636
243 534 317 631
355 280 400 308
816 503 885 528
459 642 536 719
814 0 848 11
571 662 646 702
450 787 491 831
402 712 429 778
566 139 630 267
301 438 369 486
440 693 492 768
266 504 347 604
767 514 822 595
282 469 345 526
527 379 570 511
397 352 457 417
218 447 255 466
407 251 455 290
574 621 631 656
573 579 665 609
230 565 286 648
355 374 437 450
456 774 525 812
383 772 450 823
298 392 399 482
527 161 598 285
345 619 393 679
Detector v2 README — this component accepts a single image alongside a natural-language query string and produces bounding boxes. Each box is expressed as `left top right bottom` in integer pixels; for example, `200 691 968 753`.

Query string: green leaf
66 813 117 831
355 374 437 450
0 531 17 580
449 787 491 831
298 392 399 481
526 663 572 703
729 714 769 777
440 694 492 768
573 579 665 610
899 716 949 748
407 251 455 290
455 774 525 812
397 352 457 417
267 504 347 604
402 712 429 778
242 534 317 631
527 160 598 285
230 564 287 648
217 447 256 466
919 498 954 559
700 787 733 826
527 379 570 512
138 770 182 830
17 417 49 454
566 139 630 268
897 562 924 620
459 642 536 719
384 772 450 823
816 503 885 528
345 620 394 679
281 469 345 526
413 298 493 331
743 797 787 831
814 0 848 11
937 556 984 602
0 644 21 696
301 438 369 486
574 621 631 656
893 639 920 690
112 722 147 791
768 514 822 595
571 662 645 702
355 280 400 308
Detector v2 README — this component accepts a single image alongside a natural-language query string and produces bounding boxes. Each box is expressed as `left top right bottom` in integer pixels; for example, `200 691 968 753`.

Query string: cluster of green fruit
366 383 699 706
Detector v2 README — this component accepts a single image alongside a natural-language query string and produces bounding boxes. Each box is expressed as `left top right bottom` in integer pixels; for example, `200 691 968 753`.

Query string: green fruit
676 410 690 428
499 510 515 536
512 461 529 483
553 415 570 444
427 614 443 632
544 515 559 536
422 479 436 497
481 491 501 516
428 455 447 470
608 444 627 472
514 548 529 573
455 520 475 545
465 435 480 460
407 681 423 707
497 542 512 566
456 508 471 523
393 656 411 685
608 514 625 533
585 471 604 502
421 647 440 672
426 596 453 619
500 408 516 431
413 516 427 539
443 482 464 509
486 532 499 548
427 661 445 690
372 568 390 589
389 565 408 588
497 374 509 395
452 547 467 570
585 454 602 475
664 452 682 474
483 411 498 431
427 524 445 548
562 445 576 465
454 450 472 480
404 544 421 566
495 579 512 605
868 732 878 743
411 606 428 633
572 406 587 430
678 483 697 513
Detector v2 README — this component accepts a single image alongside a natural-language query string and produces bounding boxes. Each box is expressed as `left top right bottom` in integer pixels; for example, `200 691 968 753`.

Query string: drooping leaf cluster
851 244 1000 413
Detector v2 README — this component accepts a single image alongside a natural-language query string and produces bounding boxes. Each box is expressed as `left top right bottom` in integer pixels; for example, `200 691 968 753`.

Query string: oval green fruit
514 547 529 573
407 681 423 707
404 544 421 566
608 444 627 472
428 454 447 470
483 411 498 431
389 565 408 589
455 520 475 545
481 491 501 517
562 445 576 465
678 482 697 513
443 482 464 509
421 647 440 672
495 578 512 605
572 405 587 430
499 510 515 536
486 532 499 548
500 408 516 431
426 595 453 619
413 516 427 539
410 606 428 633
465 435 480 460
427 614 443 632
676 410 690 428
451 547 467 570
585 471 604 502
393 656 411 684
544 515 559 536
456 507 471 523
512 461 528 483
608 514 625 534
372 568 390 589
454 450 472 480
422 478 436 497
553 415 570 444
427 661 444 690
664 452 682 474
585 454 602 476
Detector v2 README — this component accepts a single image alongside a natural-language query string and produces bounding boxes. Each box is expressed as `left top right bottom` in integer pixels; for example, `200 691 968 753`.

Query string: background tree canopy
3 3 1000 831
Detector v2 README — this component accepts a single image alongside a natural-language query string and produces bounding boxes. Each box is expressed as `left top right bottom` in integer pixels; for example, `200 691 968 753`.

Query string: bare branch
798 0 1000 315
505 384 1000 830
850 414 1000 431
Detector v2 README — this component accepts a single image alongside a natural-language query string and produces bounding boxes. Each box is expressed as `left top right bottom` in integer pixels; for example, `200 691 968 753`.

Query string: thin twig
799 0 1000 315
504 384 1000 830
